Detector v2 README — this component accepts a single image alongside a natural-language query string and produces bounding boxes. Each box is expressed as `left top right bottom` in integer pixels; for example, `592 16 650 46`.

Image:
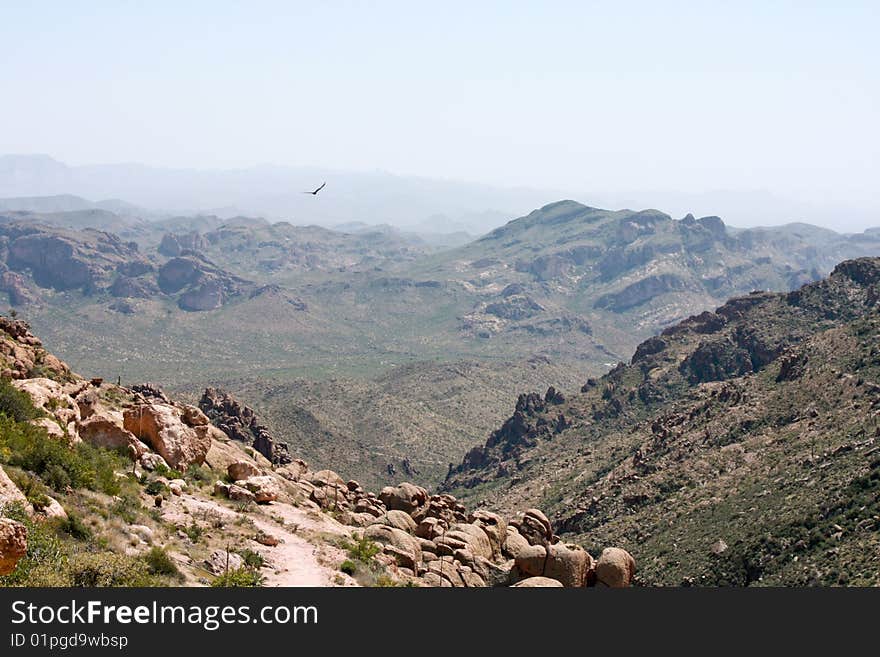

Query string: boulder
370 510 418 535
502 526 531 559
310 470 346 488
204 550 243 575
0 518 27 575
139 452 168 471
514 544 547 578
379 482 428 513
443 523 493 560
276 460 309 481
78 412 145 456
37 496 68 521
123 403 210 471
470 509 507 559
181 405 209 426
472 556 514 587
415 517 445 540
512 576 563 588
545 543 592 588
228 484 255 504
227 461 261 481
242 476 280 503
363 525 422 568
427 559 466 587
595 547 636 588
517 508 553 546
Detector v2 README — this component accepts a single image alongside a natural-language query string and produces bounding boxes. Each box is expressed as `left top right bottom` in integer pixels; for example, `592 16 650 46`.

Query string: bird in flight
303 182 326 195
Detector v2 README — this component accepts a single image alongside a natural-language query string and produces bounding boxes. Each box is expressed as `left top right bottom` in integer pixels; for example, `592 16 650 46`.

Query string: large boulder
12 378 80 440
514 544 547 578
0 518 27 575
370 510 418 535
595 547 636 588
241 476 280 503
379 482 428 514
515 508 553 546
78 412 146 457
123 404 210 471
363 525 422 569
544 543 592 588
502 526 531 559
470 510 507 559
512 576 563 588
227 461 261 481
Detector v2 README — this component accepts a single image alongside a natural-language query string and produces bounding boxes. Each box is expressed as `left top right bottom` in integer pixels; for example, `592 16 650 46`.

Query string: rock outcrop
0 517 27 576
123 403 210 471
199 387 290 465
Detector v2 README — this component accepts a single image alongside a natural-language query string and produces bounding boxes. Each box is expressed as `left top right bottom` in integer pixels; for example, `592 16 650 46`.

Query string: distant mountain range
1 198 878 488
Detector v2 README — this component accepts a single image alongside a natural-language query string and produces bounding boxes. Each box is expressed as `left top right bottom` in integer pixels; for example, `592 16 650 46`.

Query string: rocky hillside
445 257 880 585
0 315 633 588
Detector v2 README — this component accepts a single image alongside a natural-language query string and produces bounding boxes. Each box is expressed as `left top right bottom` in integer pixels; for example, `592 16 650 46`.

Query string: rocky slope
444 257 880 585
0 315 632 588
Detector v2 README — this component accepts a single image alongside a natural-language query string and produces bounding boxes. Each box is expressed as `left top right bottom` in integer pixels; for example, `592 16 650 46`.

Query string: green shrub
184 522 203 543
0 378 42 422
5 468 52 510
0 415 125 495
68 552 161 587
110 490 141 524
210 567 264 587
235 548 265 570
346 535 381 563
59 512 93 541
144 479 166 496
143 547 182 579
340 559 357 575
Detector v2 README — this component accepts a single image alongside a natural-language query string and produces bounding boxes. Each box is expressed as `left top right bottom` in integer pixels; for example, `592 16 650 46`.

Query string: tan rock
123 403 210 471
512 576 563 587
378 482 429 513
514 544 547 578
181 405 209 426
363 525 422 568
545 543 592 588
37 496 68 521
310 470 346 487
0 517 27 575
470 509 507 559
370 510 418 535
503 526 531 559
228 484 255 503
227 461 261 481
595 547 636 588
78 413 144 456
517 508 553 546
242 476 280 503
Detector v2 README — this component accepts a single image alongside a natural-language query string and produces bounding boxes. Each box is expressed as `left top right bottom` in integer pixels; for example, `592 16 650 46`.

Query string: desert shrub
0 415 125 495
59 512 93 541
143 546 182 579
0 378 42 422
110 490 141 524
68 552 161 587
235 548 265 570
144 479 166 496
184 522 203 543
345 535 380 563
210 567 264 587
340 559 357 575
5 468 52 510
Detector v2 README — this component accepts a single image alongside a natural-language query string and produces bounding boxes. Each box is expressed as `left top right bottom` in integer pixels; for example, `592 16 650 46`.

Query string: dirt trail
168 493 355 587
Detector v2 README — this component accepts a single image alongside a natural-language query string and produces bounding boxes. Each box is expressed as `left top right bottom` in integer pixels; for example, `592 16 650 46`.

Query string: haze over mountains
3 154 878 234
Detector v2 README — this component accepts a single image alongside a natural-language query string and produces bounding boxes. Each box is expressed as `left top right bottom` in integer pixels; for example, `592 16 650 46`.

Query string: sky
1 1 877 227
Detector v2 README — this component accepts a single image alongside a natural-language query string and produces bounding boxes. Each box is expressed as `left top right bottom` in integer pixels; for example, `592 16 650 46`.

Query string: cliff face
445 258 880 586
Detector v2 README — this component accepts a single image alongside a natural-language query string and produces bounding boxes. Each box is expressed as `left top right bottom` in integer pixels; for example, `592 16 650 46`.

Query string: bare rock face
595 547 636 588
157 255 251 312
123 404 210 472
0 517 27 576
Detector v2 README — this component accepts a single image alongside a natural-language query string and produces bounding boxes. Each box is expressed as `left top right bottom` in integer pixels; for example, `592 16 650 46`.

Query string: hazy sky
1 1 877 212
